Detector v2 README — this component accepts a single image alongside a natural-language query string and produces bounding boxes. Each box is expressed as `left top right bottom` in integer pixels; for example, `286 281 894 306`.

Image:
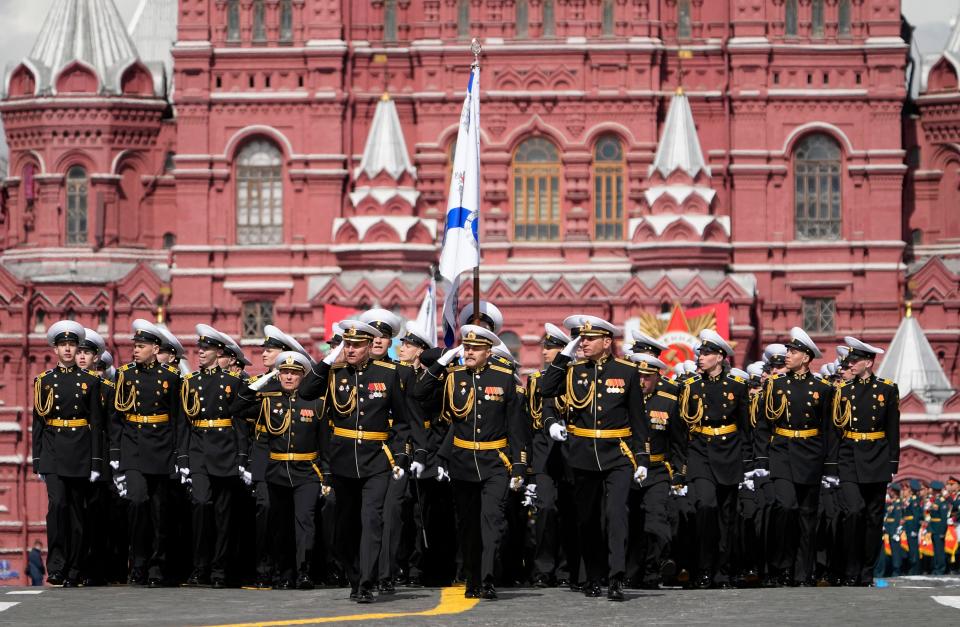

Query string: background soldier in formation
32 307 942 599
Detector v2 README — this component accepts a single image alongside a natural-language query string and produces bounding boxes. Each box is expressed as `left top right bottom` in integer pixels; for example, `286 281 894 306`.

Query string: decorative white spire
649 89 710 180
22 0 146 96
876 314 955 405
354 93 417 181
128 0 177 92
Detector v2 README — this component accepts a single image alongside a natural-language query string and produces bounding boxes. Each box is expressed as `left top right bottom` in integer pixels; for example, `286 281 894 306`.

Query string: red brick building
0 0 957 582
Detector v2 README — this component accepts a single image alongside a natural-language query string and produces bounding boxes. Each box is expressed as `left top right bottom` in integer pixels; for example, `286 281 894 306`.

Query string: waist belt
903 516 914 521
270 452 318 462
691 423 737 437
126 413 169 424
192 419 233 429
46 418 89 428
453 437 508 451
774 427 820 439
567 425 632 439
930 518 942 522
333 427 389 442
843 430 886 441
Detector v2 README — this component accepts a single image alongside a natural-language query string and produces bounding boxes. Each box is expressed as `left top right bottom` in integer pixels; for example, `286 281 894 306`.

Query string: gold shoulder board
373 359 397 370
657 390 678 401
489 364 513 375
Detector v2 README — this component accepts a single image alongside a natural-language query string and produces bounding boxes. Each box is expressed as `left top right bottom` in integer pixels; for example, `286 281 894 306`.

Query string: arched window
384 0 398 42
253 0 266 41
677 0 691 39
226 0 240 41
794 134 842 240
280 0 293 42
838 0 851 36
542 0 555 37
513 138 561 242
516 0 529 38
457 0 470 39
602 0 615 36
785 0 798 37
66 166 88 245
593 135 624 240
811 0 825 37
236 140 283 245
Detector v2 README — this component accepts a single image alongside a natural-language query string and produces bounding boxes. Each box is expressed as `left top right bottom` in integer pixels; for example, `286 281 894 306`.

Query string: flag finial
471 38 482 66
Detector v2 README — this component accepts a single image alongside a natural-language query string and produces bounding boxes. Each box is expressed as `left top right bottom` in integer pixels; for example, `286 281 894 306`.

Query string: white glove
560 336 582 359
752 468 770 479
410 461 425 479
633 466 648 485
249 369 279 392
524 483 538 499
392 466 405 481
179 466 191 479
114 473 127 497
824 475 840 489
437 346 464 367
436 466 450 482
670 485 689 497
742 478 755 491
89 470 100 483
548 423 568 442
37 473 46 482
109 460 119 471
323 344 344 365
241 469 252 486
509 476 525 491
321 484 333 497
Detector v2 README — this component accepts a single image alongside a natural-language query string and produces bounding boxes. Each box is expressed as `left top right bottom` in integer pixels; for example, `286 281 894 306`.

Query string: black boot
481 584 498 600
607 578 625 602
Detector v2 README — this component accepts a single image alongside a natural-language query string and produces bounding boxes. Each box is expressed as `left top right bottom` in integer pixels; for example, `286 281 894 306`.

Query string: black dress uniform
626 358 687 589
829 352 900 585
679 364 751 587
300 331 424 603
177 360 245 586
540 323 648 598
754 369 835 585
33 355 103 585
231 357 323 589
529 370 581 588
110 344 182 585
417 331 530 599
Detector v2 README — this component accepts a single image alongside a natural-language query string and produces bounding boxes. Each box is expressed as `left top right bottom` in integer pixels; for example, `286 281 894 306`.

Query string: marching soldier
530 323 581 590
109 319 182 586
233 351 323 589
33 321 103 587
74 328 113 586
829 335 900 585
928 480 949 575
679 329 751 589
299 320 420 603
540 315 649 601
754 328 834 586
627 352 687 589
357 309 424 594
459 301 504 334
417 324 530 600
244 325 314 588
178 325 246 587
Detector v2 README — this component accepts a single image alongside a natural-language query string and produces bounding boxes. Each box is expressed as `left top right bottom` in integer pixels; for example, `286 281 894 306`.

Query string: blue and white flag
439 65 480 284
439 64 480 346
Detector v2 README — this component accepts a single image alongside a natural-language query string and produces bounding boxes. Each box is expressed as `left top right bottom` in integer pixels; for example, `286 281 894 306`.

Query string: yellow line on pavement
199 586 479 627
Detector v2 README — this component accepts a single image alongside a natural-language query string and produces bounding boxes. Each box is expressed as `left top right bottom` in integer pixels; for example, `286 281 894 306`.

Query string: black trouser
626 480 671 585
190 473 236 580
45 474 88 580
268 481 320 583
125 470 172 581
532 472 580 584
736 484 762 579
378 469 409 583
80 481 111 582
452 473 509 589
691 477 738 581
932 533 947 575
771 478 819 582
573 465 632 583
253 481 273 581
839 481 886 582
409 478 457 586
759 477 777 578
332 473 390 591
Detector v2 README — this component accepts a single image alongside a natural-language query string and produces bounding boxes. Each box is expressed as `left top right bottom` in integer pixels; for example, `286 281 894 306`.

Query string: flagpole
470 37 482 325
